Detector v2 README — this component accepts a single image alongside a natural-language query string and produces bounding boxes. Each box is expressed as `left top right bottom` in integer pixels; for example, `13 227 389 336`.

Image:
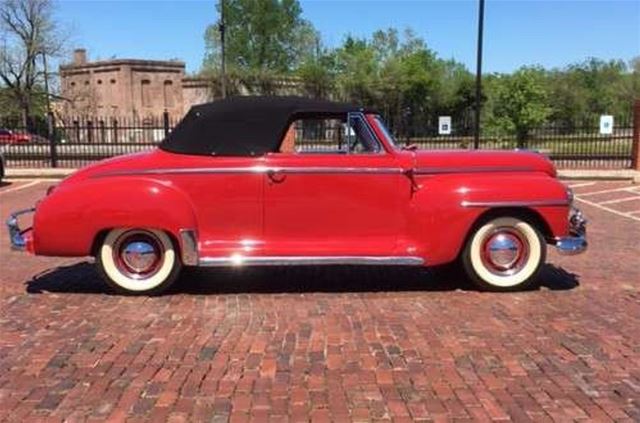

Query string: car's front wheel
462 216 546 291
96 228 181 295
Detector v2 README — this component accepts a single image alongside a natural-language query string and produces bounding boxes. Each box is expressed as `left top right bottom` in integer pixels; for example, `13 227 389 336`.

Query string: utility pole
474 0 485 149
42 51 52 115
219 0 227 99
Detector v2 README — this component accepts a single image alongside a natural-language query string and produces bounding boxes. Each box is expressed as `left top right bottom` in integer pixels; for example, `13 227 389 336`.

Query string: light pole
474 0 485 149
41 51 52 115
219 0 227 99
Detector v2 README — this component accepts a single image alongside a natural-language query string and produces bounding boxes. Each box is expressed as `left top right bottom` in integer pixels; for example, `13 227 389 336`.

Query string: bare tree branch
0 0 64 124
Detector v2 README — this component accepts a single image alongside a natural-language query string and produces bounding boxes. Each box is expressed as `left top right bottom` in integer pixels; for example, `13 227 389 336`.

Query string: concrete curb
6 167 640 183
6 168 76 179
557 169 640 183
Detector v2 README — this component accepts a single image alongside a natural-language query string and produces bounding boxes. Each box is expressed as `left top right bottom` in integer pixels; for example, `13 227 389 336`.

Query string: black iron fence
0 113 177 169
0 112 636 169
405 118 635 169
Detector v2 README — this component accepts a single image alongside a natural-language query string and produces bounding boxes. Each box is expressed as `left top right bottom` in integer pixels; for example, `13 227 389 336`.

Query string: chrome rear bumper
6 208 35 251
555 207 587 255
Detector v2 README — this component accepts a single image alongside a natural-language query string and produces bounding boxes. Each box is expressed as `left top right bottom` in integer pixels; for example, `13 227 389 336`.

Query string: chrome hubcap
482 229 528 275
113 231 163 279
122 241 158 273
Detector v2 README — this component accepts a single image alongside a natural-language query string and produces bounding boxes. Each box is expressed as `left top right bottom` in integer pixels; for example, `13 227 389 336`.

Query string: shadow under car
25 262 579 295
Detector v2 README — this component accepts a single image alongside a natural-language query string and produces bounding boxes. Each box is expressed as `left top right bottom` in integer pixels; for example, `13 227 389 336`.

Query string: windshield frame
370 114 401 150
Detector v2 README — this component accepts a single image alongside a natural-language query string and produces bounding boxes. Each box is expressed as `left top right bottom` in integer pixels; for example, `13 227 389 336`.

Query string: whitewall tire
97 228 181 295
462 216 546 291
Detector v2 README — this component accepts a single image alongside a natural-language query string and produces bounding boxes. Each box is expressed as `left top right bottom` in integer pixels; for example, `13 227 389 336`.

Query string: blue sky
55 0 639 74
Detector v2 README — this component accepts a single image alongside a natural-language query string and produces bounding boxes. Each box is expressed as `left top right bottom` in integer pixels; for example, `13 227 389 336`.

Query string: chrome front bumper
6 208 35 251
555 207 587 255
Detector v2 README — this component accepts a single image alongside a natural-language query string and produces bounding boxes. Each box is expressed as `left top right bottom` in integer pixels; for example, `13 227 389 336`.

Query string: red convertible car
7 97 586 294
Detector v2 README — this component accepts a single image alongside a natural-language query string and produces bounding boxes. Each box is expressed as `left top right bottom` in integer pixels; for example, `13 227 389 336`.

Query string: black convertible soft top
160 96 368 156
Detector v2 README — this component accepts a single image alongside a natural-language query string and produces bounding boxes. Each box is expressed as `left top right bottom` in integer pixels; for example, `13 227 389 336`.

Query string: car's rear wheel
462 216 546 291
97 228 181 295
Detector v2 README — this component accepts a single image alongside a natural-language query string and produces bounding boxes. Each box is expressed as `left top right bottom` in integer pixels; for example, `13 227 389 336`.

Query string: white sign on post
599 115 614 135
438 116 452 135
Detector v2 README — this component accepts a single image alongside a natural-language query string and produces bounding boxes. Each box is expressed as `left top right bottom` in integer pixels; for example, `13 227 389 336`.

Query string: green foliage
203 0 318 73
296 51 335 98
328 29 476 136
200 2 636 137
489 67 551 143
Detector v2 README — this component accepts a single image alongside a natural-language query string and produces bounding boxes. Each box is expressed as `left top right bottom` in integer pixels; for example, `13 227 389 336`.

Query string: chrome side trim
179 229 198 266
276 167 403 175
6 208 35 251
414 166 535 175
198 255 425 267
97 165 540 179
461 199 569 208
96 166 405 178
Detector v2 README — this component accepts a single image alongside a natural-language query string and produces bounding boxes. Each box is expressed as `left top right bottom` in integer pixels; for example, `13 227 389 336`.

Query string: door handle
267 169 286 184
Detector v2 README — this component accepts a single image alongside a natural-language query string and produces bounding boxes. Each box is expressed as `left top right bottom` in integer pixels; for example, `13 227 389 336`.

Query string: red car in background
0 128 30 144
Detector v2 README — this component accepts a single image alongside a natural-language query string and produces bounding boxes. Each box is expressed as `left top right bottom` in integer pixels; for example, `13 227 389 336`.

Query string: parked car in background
7 96 587 295
0 128 30 144
0 151 5 182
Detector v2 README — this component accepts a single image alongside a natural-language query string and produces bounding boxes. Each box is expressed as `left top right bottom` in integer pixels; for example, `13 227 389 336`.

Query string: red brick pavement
0 180 639 422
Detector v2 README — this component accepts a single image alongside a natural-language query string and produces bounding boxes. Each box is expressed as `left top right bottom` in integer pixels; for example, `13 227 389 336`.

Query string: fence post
112 118 118 144
87 120 93 143
47 112 57 168
163 110 170 137
633 100 640 171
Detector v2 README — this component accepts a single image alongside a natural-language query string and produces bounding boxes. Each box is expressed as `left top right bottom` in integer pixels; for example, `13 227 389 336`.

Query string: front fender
409 172 569 265
34 177 197 256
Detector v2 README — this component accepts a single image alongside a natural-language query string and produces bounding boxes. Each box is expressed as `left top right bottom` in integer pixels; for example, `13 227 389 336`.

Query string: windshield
372 115 400 149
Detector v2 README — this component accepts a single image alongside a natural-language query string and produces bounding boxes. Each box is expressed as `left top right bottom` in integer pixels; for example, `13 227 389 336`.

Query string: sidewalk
5 167 640 183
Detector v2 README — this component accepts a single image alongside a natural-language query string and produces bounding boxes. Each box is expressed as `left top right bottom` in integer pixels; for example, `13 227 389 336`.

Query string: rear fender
34 177 197 256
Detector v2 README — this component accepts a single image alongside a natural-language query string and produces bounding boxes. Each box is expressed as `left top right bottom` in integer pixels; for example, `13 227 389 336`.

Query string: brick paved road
0 179 639 422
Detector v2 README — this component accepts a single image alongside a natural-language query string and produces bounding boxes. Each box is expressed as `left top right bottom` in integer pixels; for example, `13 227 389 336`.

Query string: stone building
58 49 304 119
58 49 211 118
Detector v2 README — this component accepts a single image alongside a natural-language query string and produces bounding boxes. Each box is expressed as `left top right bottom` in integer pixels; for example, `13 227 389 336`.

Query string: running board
198 256 425 267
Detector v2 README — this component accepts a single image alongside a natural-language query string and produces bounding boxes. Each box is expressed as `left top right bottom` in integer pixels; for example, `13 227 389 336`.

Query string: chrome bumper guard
6 208 35 251
555 207 587 255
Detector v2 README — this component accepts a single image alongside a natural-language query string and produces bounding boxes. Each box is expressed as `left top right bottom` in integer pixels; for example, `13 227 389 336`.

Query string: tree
490 67 551 145
203 0 318 75
333 36 378 104
297 50 335 99
0 0 62 126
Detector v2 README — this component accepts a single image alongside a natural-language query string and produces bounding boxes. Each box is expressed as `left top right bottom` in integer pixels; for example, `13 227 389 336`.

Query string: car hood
409 149 557 177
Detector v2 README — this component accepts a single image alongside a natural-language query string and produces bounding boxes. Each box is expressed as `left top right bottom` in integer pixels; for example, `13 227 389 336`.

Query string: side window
279 114 382 154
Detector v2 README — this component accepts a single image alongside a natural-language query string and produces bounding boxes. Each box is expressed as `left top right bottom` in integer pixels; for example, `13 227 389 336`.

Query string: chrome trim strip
414 166 535 175
277 167 403 175
198 255 425 267
6 208 35 251
96 166 405 177
179 229 199 266
461 199 569 208
98 165 539 178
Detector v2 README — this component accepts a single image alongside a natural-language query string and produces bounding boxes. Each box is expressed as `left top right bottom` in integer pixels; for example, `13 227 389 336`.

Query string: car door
262 113 407 256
